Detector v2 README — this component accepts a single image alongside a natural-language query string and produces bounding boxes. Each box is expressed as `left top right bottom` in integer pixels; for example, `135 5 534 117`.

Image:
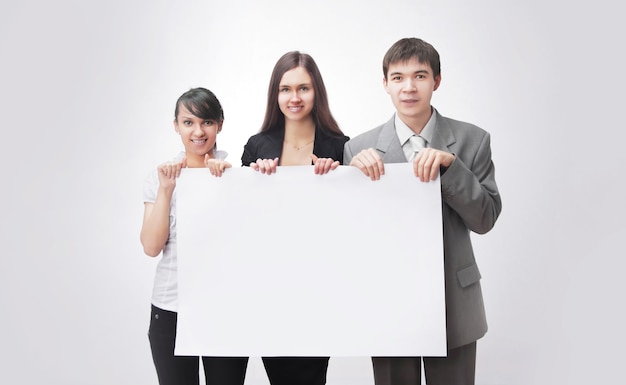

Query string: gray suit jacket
344 110 502 350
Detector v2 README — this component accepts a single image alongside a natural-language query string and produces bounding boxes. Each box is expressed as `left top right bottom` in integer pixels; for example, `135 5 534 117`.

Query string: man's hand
349 148 385 181
413 148 455 182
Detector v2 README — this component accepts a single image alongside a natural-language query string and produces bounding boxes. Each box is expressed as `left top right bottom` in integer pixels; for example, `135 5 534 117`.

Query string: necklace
284 139 314 151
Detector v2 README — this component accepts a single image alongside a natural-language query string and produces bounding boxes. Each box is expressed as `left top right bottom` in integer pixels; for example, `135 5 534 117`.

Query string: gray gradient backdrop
1 0 624 384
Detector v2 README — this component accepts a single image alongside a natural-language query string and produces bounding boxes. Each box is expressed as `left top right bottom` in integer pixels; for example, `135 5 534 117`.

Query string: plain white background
1 0 624 384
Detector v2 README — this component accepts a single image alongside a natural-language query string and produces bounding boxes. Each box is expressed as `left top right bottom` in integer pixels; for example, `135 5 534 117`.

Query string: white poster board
175 164 446 357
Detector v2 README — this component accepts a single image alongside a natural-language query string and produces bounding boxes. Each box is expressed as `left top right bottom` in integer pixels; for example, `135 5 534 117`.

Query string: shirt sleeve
142 169 158 204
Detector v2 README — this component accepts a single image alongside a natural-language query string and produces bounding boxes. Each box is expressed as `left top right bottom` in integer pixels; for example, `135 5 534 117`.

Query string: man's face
384 58 441 124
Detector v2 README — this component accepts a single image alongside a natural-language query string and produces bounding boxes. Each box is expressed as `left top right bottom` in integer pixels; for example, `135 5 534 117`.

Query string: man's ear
433 75 442 91
383 76 390 94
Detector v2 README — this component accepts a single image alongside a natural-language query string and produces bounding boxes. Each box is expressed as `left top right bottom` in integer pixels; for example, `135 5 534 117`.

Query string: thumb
310 154 319 163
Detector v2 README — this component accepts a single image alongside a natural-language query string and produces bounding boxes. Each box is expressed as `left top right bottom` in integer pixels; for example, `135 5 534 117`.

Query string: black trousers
262 356 329 385
148 305 249 385
372 342 477 385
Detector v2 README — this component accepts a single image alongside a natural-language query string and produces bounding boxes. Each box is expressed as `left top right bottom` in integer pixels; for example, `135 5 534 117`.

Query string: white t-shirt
142 150 226 312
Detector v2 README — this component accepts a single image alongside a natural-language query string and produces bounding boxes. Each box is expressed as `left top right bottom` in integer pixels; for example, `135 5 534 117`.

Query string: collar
395 108 437 145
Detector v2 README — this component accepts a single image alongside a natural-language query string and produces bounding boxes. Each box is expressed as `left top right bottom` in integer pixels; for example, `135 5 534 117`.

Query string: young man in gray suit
344 37 502 385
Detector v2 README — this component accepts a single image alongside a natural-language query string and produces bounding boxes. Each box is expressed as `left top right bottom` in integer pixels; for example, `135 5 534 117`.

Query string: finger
424 150 439 182
261 159 271 174
206 160 218 176
161 164 172 179
371 149 385 178
351 157 374 180
311 154 319 164
429 155 441 181
413 156 421 179
218 161 232 177
353 152 373 178
255 159 266 174
157 167 166 180
314 158 327 174
266 158 278 174
361 151 381 181
362 148 383 180
324 158 334 174
313 157 328 175
416 153 429 182
429 163 440 181
417 150 439 182
329 160 340 170
257 158 273 175
313 159 322 175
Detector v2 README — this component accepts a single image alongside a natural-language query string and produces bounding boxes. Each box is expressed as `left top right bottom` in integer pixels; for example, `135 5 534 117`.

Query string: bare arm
140 160 185 257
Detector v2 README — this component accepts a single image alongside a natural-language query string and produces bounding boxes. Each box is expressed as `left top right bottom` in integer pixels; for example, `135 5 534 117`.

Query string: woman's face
277 66 315 122
174 104 221 158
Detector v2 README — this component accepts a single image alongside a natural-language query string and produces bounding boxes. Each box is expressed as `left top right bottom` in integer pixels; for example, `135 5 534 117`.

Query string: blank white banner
175 164 445 357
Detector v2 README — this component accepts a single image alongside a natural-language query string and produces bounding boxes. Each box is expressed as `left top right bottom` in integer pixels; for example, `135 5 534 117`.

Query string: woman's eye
204 120 214 125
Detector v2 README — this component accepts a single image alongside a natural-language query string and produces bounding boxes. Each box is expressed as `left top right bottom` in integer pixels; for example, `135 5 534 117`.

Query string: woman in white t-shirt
140 87 248 385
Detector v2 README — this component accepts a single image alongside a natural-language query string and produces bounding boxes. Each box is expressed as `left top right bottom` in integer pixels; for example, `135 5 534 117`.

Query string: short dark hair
383 38 441 80
174 87 224 122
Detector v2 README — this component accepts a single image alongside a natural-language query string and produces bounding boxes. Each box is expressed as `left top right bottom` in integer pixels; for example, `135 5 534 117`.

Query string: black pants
372 341 477 385
262 356 329 385
148 305 249 385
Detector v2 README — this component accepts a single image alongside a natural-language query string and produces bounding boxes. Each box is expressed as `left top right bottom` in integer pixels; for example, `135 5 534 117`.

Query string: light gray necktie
408 135 426 161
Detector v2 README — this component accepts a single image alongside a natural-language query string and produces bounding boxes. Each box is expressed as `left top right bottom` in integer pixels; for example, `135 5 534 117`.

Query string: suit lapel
377 115 408 163
430 110 456 152
375 111 457 162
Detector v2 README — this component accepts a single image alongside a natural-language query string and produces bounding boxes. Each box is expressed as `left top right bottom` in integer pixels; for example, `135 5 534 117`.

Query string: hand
205 154 232 177
311 154 340 175
413 148 455 182
250 157 279 175
157 157 187 191
349 148 384 181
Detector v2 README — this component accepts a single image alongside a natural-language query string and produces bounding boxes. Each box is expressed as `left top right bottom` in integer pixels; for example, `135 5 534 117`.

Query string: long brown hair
259 51 343 136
